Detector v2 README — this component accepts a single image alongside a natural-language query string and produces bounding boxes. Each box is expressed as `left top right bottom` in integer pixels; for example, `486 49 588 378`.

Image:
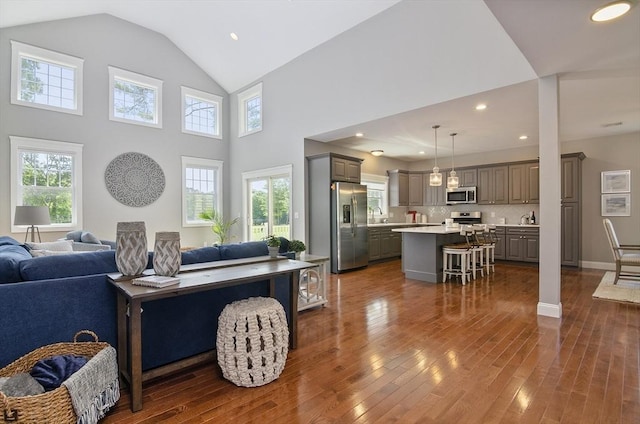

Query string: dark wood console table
108 258 314 412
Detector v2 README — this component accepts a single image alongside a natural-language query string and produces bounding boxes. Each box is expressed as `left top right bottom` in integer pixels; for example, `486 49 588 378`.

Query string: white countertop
391 225 465 234
495 224 540 228
368 222 441 227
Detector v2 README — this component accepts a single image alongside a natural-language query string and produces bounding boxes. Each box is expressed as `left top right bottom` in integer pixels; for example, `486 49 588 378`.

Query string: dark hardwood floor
102 260 639 423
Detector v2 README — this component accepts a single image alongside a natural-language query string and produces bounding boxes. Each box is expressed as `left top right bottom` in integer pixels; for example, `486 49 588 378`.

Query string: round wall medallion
105 152 165 207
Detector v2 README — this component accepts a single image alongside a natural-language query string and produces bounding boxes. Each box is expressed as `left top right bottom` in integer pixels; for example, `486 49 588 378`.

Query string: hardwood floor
102 260 639 423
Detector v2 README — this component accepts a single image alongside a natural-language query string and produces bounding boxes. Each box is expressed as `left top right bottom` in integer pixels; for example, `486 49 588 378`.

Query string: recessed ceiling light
355 132 364 137
230 32 239 41
475 103 487 111
371 150 384 157
591 1 632 22
418 151 425 155
519 135 528 140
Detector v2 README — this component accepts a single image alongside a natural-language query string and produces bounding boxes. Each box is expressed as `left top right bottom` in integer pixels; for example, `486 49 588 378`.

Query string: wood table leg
129 298 143 412
115 294 127 386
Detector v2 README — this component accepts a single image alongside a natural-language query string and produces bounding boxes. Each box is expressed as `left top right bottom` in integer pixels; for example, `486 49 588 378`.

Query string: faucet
370 207 383 223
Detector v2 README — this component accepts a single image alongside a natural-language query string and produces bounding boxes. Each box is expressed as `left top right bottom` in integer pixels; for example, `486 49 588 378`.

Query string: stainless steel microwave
446 186 477 204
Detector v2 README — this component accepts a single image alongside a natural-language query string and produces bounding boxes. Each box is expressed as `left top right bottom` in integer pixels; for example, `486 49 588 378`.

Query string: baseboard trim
537 302 562 318
581 261 640 272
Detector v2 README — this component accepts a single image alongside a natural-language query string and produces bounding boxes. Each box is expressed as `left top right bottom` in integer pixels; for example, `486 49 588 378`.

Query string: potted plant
265 235 281 258
198 210 239 245
288 239 306 259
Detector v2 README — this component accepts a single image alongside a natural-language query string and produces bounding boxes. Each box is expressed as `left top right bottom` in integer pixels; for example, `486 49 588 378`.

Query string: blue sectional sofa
0 236 291 370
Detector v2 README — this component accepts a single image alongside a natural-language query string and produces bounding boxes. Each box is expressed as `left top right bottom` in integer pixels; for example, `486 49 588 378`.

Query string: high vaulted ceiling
1 0 638 161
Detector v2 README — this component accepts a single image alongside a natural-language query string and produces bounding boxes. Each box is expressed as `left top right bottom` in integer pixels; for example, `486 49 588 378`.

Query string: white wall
0 14 229 247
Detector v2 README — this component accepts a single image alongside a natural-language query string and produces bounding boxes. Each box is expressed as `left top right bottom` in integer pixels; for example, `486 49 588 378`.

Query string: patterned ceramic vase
115 221 148 276
153 232 181 276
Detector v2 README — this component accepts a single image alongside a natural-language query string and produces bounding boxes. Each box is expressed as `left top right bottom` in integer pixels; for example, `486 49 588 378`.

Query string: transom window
181 157 223 226
181 86 222 139
238 82 263 137
108 66 163 128
11 136 83 232
10 40 84 115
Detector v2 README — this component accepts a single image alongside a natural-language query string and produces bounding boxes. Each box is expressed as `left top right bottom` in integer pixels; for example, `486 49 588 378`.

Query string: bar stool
442 228 473 285
482 225 497 274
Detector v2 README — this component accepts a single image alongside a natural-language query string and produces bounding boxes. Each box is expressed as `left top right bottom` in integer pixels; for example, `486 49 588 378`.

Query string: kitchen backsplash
388 204 540 225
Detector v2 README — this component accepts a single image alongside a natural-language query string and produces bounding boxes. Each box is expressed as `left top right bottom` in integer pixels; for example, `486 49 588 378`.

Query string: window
238 82 262 137
109 66 162 128
11 40 84 115
181 86 222 139
11 136 83 233
182 157 223 226
242 165 292 241
362 173 389 217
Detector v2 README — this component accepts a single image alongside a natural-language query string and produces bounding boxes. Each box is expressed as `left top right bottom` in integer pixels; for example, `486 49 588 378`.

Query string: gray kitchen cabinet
388 170 409 206
408 172 424 206
369 228 381 260
506 227 539 262
493 227 506 260
423 173 447 206
332 155 362 183
477 165 509 204
560 152 585 266
389 231 402 257
380 230 393 258
509 162 539 204
457 168 478 187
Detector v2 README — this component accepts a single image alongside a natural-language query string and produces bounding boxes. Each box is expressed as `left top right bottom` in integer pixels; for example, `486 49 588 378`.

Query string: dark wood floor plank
102 260 639 423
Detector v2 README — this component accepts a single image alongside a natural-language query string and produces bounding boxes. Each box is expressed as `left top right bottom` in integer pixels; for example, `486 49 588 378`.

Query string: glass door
244 166 291 241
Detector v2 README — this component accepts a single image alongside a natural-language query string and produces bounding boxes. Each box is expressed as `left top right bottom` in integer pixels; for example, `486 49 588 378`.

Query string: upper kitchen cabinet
408 172 424 206
477 165 509 204
423 171 447 206
388 170 409 206
509 162 539 204
561 153 585 202
457 168 478 187
331 154 362 183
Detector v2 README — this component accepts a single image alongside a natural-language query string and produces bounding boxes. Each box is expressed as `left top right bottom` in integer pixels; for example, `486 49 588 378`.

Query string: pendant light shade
429 125 442 186
447 132 459 189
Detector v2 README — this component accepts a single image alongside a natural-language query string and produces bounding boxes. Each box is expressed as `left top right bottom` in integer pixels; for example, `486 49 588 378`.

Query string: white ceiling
1 0 638 161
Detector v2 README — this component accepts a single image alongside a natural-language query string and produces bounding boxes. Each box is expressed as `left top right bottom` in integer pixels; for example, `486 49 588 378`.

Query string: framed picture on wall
601 193 631 216
601 170 631 193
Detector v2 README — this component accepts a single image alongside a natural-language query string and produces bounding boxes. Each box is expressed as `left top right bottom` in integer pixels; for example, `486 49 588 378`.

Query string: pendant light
447 132 459 189
429 125 442 186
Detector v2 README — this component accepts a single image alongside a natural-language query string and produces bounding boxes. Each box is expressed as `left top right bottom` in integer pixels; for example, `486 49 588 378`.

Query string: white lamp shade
14 206 51 226
429 168 442 186
447 170 459 189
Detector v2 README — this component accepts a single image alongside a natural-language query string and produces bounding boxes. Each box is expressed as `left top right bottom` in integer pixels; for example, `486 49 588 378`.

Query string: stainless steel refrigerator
331 182 368 273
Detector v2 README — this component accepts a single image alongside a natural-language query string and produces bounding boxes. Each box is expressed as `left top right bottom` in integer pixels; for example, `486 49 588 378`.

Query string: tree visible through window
108 66 162 128
238 82 263 137
181 157 223 226
182 87 222 138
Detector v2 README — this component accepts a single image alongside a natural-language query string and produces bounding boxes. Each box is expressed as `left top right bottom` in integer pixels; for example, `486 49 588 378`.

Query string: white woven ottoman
216 297 289 387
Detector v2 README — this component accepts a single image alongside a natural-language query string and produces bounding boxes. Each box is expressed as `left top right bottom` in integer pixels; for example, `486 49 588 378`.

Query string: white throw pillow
26 239 73 252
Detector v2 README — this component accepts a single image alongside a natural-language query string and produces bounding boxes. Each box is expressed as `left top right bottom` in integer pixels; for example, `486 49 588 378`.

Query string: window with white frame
11 40 84 115
361 173 389 217
182 156 223 226
10 136 83 232
181 86 222 138
109 66 162 128
237 82 262 137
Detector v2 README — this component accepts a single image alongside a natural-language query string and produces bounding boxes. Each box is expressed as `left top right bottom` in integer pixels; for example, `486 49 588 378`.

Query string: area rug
592 271 640 304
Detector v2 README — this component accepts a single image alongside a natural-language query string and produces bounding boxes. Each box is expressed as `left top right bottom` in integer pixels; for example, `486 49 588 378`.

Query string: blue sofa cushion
220 241 268 259
181 246 221 265
20 250 121 281
65 230 83 242
0 245 32 283
0 236 22 247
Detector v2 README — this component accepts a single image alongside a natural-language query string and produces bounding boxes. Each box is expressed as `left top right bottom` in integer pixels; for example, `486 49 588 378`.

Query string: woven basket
0 330 111 424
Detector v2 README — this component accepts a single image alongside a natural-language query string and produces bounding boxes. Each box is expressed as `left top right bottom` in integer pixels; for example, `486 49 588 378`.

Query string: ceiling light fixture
355 132 364 137
429 125 442 186
591 1 633 22
230 32 239 41
371 150 384 156
475 103 487 111
447 132 459 189
419 151 425 155
519 135 528 140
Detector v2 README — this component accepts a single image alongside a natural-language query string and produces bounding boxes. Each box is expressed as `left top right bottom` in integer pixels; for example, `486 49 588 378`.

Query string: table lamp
14 206 51 242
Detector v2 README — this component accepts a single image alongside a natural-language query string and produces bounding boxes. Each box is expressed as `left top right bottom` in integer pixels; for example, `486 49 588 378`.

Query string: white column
538 75 562 318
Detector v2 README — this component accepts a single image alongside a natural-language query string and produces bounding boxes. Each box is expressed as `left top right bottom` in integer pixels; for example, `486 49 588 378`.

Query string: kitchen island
392 226 466 283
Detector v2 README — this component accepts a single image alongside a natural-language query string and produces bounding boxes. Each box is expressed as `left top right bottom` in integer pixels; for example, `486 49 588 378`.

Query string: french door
242 165 292 241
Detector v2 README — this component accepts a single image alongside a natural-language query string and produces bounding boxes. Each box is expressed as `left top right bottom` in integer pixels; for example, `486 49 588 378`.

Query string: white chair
474 224 496 275
602 219 640 284
442 227 474 285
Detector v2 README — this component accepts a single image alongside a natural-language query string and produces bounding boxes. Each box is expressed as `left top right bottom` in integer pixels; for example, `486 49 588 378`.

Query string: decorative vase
115 222 148 276
268 246 279 258
153 232 181 276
